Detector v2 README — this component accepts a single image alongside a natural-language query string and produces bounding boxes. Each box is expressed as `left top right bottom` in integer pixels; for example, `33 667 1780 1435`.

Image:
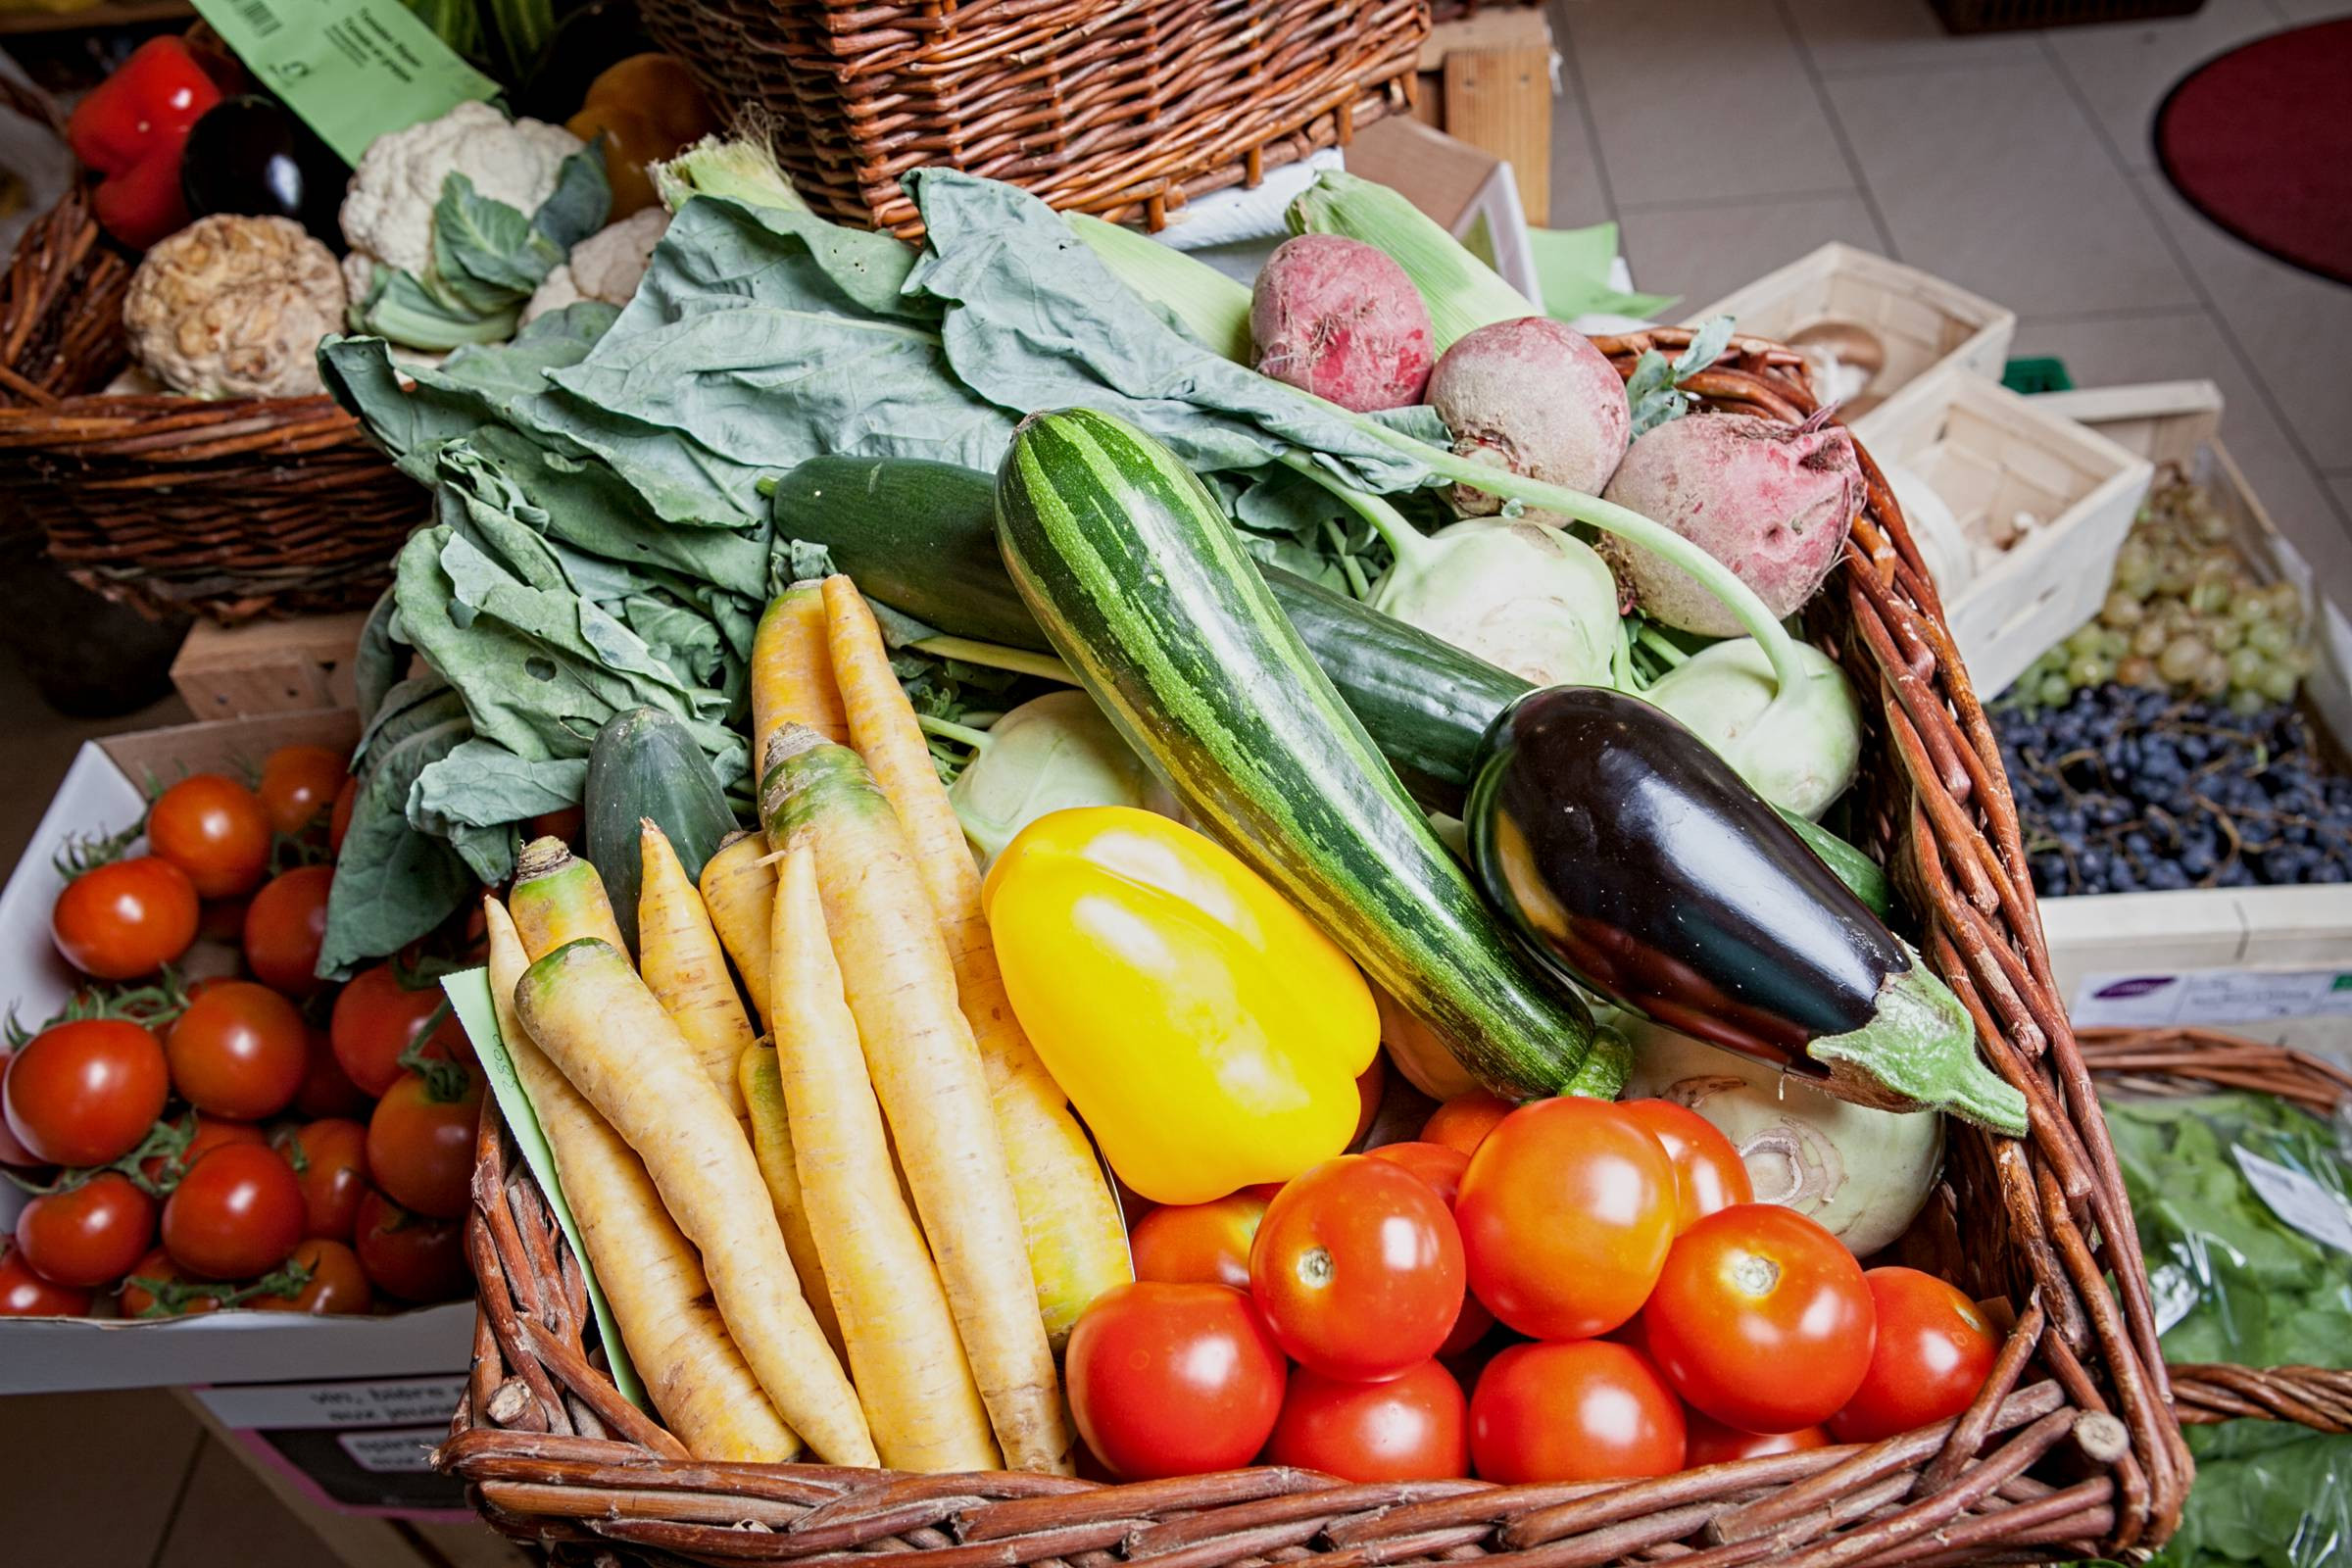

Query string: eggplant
1468 685 2027 1134
180 98 346 247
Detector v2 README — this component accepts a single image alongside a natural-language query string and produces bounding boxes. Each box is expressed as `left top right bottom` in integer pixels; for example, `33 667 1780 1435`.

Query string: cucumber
583 708 740 952
996 408 1610 1100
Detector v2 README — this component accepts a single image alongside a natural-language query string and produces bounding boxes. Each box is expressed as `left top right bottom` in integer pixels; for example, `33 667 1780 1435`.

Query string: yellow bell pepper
982 807 1379 1205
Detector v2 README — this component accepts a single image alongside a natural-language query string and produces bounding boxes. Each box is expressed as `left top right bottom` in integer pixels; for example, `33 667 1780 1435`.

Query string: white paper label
2070 967 2352 1029
2233 1148 2352 1256
336 1427 444 1474
195 1376 468 1431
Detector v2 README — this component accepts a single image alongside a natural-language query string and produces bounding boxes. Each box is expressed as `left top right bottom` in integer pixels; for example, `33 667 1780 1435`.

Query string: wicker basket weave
635 0 1428 237
441 328 2240 1565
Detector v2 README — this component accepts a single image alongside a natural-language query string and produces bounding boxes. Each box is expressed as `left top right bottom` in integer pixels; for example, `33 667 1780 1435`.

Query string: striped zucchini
995 408 1612 1099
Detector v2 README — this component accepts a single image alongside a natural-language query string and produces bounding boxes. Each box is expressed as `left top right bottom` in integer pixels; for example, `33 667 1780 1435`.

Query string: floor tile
1552 0 1855 207
1620 193 1886 317
2328 471 2352 528
1824 55 2199 316
1781 0 2041 74
0 649 190 873
2136 172 2352 470
2010 309 2352 611
0 1389 206 1568
2269 0 2352 19
1545 35 1615 228
153 1438 348 1568
2043 0 2289 171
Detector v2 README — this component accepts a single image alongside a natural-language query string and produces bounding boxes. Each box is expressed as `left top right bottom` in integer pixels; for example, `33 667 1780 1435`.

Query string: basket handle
0 68 68 142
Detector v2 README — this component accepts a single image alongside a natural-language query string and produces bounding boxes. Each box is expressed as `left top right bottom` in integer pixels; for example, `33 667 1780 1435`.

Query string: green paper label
192 0 501 166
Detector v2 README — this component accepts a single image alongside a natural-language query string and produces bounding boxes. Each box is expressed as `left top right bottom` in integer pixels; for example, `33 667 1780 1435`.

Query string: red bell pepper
65 37 223 249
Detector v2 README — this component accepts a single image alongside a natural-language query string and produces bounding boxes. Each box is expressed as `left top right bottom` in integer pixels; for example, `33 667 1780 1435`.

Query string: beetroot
1250 234 1434 412
1427 318 1631 517
1599 411 1864 636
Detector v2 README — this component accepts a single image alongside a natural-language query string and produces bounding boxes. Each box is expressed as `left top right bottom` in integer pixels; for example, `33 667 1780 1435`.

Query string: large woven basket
636 0 1428 236
445 329 2207 1564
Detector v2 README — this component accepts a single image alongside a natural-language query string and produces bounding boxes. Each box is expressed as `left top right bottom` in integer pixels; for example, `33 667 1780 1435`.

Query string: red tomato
330 964 460 1096
1351 1054 1386 1148
166 981 308 1119
1 1243 93 1315
1470 1341 1686 1484
50 856 199 979
197 896 251 944
1684 1410 1830 1466
1266 1358 1467 1482
1366 1141 1470 1206
243 865 333 997
327 777 357 855
258 746 348 837
1454 1098 1677 1340
1643 1203 1875 1435
0 1044 38 1165
2 1018 171 1166
254 1237 374 1315
293 1028 370 1119
367 1068 483 1220
138 1113 268 1190
526 805 585 846
1421 1091 1513 1155
280 1118 370 1241
148 774 273 899
1250 1155 1465 1382
1829 1268 1999 1444
1131 1192 1267 1290
353 1189 472 1301
16 1172 158 1288
117 1247 224 1317
1617 1100 1752 1232
162 1143 305 1280
1065 1282 1287 1480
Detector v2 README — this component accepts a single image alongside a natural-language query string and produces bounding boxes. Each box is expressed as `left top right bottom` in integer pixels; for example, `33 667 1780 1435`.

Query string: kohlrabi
1640 635 1861 819
941 690 1176 866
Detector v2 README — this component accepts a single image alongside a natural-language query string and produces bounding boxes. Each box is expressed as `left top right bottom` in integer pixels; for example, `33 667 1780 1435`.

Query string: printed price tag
2233 1147 2352 1256
190 0 500 166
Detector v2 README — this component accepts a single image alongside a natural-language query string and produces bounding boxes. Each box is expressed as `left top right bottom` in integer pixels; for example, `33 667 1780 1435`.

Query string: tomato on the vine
1 1243 93 1315
1266 1358 1468 1482
330 963 463 1097
367 1067 483 1220
1351 1054 1386 1147
1065 1282 1286 1480
1366 1141 1470 1205
1421 1091 1513 1155
243 865 333 997
0 1043 37 1166
117 1247 224 1317
258 746 347 837
327 777 357 856
137 1113 267 1190
1685 1410 1830 1466
1828 1268 1998 1444
1250 1154 1465 1382
279 1118 369 1241
1454 1097 1677 1340
1617 1100 1753 1232
162 1143 305 1280
148 774 273 900
1642 1203 1876 1435
3 1018 171 1167
50 857 198 980
166 981 307 1120
16 1172 158 1289
254 1238 373 1315
1469 1341 1686 1484
353 1189 471 1301
294 1028 370 1119
1131 1192 1267 1290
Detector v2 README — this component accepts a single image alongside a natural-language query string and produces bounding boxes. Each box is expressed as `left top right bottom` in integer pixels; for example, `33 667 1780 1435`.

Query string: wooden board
172 612 372 720
1413 10 1553 225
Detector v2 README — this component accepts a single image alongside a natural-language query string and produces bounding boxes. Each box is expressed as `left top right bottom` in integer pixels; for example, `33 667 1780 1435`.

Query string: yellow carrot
698 830 777 1028
822 576 1131 1346
484 899 797 1463
636 819 755 1115
515 937 876 1467
761 725 1070 1474
753 583 849 768
510 837 630 961
764 844 1000 1472
738 1045 845 1363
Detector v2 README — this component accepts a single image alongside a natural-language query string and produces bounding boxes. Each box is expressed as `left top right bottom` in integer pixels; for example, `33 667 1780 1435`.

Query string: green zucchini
995 408 1612 1100
583 708 740 951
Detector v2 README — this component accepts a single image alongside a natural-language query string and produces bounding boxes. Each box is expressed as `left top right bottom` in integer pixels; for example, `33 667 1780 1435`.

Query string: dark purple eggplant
180 97 346 247
1467 685 2026 1133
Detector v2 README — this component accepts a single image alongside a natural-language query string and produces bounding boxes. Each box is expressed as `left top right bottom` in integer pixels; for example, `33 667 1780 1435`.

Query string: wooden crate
1410 8 1553 224
171 611 371 718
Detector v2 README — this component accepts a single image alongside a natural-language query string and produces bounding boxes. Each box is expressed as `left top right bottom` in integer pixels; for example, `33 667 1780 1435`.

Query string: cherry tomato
258 746 347 837
330 963 461 1097
117 1247 225 1317
1 1243 93 1315
138 1113 268 1190
254 1237 373 1315
1366 1141 1470 1205
148 774 273 899
162 1143 305 1280
166 980 308 1120
526 805 584 846
280 1117 370 1241
353 1189 472 1301
1470 1341 1686 1483
1829 1268 1999 1444
197 896 250 944
293 1027 370 1119
1266 1358 1468 1482
50 856 199 979
16 1172 158 1288
1643 1203 1876 1435
1454 1098 1677 1340
327 777 357 855
1065 1282 1286 1480
1131 1192 1267 1290
1684 1410 1830 1466
0 1044 38 1165
367 1068 483 1220
1351 1054 1386 1148
1421 1091 1513 1155
243 865 333 997
2 1018 170 1166
1250 1154 1465 1382
1617 1100 1753 1233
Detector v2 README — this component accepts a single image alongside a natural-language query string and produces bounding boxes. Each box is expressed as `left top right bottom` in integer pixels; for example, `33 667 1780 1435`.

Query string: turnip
1250 234 1435 412
1427 317 1632 517
1642 637 1861 819
1599 410 1864 637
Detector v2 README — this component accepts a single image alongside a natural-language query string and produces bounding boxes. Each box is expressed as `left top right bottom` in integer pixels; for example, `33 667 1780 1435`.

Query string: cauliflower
520 206 669 325
339 102 583 303
122 215 346 399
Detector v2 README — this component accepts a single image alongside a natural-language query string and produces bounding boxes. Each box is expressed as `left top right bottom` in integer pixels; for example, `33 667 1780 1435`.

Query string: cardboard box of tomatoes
0 709 473 1397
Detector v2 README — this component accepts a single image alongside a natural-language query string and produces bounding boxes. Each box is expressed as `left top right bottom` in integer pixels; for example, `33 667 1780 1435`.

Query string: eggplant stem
907 636 1077 684
916 714 995 752
1280 453 1436 571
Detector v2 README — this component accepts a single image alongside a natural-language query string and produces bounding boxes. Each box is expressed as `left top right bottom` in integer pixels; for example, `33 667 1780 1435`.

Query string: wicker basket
442 327 2221 1565
635 0 1428 237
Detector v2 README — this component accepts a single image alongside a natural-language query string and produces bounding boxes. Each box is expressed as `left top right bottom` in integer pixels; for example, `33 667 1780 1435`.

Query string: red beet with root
1250 234 1435 412
1428 318 1631 515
